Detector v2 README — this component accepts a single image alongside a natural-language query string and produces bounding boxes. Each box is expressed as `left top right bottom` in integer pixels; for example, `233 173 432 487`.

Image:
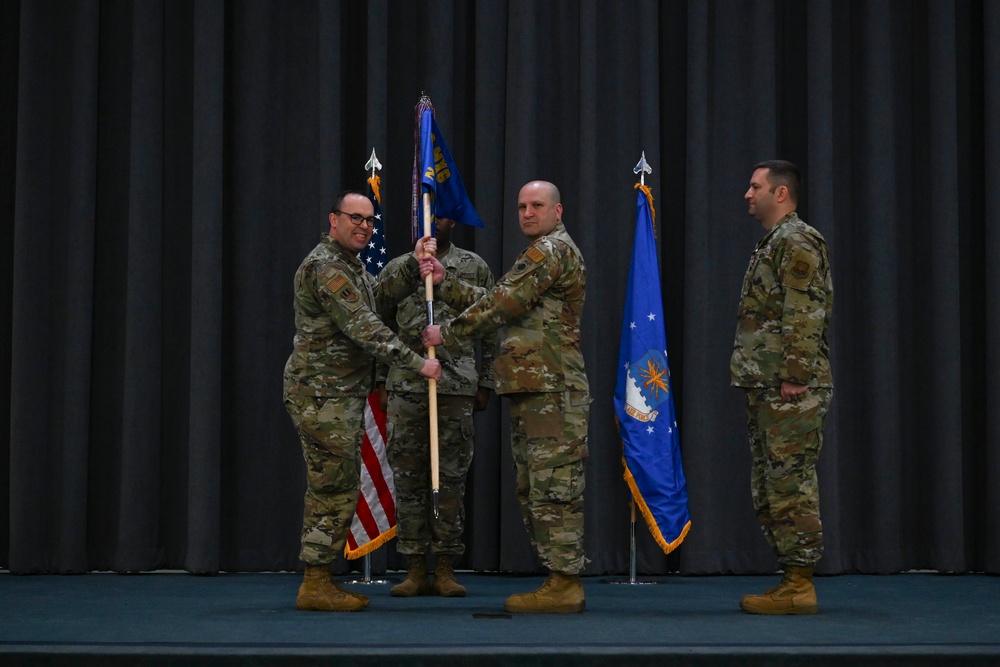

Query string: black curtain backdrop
2 0 998 575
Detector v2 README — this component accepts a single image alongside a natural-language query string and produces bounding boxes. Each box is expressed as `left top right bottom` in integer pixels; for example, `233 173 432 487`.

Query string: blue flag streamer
418 109 484 234
613 184 691 554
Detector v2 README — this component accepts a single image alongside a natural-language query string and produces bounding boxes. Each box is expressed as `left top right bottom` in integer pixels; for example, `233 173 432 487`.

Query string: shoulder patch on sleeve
791 260 811 280
321 270 363 310
326 274 348 293
508 243 551 280
783 249 819 291
338 284 360 304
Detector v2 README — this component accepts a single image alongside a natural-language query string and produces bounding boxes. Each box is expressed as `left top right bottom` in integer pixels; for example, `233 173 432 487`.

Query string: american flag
343 171 397 558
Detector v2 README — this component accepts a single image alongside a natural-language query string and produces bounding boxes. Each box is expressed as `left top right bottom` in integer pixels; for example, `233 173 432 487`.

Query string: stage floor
1 571 998 666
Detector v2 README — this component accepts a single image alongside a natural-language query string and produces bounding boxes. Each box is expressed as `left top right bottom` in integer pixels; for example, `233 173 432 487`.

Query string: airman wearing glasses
283 189 442 613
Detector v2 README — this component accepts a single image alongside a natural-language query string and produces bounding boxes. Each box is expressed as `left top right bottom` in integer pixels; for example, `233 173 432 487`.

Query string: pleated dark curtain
2 0 998 575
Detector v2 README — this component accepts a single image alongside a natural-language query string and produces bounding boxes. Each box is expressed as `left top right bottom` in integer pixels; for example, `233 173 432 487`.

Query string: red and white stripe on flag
344 392 397 558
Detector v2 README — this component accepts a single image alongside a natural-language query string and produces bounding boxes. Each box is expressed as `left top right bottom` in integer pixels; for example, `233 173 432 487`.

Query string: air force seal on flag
624 349 671 423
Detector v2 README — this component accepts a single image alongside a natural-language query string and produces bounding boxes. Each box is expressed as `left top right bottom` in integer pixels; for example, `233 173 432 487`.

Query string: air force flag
613 183 691 555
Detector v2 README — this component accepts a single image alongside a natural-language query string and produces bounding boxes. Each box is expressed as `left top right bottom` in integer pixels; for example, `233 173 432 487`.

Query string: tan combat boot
503 572 585 613
740 565 818 615
296 565 368 612
391 555 432 597
431 554 467 597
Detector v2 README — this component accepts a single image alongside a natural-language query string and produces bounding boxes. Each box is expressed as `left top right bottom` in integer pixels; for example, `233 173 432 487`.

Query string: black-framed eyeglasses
334 210 377 228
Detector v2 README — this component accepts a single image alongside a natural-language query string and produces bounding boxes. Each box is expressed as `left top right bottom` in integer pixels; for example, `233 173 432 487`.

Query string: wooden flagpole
422 192 441 518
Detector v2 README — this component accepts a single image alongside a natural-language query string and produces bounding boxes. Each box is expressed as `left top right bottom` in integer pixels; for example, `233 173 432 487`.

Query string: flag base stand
341 553 398 585
603 505 663 585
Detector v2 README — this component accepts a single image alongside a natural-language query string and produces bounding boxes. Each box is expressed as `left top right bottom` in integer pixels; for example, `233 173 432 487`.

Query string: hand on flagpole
414 234 437 260
414 235 446 284
423 325 443 347
419 358 442 381
419 256 446 285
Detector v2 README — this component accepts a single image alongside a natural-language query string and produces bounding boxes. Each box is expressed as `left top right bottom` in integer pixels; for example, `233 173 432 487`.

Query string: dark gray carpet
1 571 998 666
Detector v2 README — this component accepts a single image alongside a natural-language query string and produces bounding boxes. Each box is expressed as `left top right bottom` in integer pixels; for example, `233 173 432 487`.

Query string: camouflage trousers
508 390 591 575
386 391 475 556
284 393 364 566
744 386 833 567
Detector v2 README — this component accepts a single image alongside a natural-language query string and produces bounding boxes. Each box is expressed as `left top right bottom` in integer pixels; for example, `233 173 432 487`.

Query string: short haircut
543 181 561 205
330 189 368 214
754 160 801 204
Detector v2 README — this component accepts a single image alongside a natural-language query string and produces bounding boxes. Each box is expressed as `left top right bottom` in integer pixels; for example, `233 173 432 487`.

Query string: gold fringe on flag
621 456 691 555
634 182 657 238
344 525 397 560
615 411 691 555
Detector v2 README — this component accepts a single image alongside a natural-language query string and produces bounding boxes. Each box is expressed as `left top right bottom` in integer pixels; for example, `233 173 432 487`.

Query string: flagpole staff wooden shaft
422 192 441 519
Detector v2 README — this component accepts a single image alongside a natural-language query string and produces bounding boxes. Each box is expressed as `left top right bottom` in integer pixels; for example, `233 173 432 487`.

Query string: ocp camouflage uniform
376 244 496 556
731 211 834 567
283 234 426 566
436 222 590 575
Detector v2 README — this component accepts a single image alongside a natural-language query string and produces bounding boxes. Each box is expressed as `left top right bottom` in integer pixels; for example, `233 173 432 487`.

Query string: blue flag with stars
613 183 691 554
360 175 387 276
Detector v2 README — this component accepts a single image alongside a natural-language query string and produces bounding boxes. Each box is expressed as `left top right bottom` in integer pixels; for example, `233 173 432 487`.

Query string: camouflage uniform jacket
283 234 425 397
730 212 834 388
436 222 588 395
376 243 496 396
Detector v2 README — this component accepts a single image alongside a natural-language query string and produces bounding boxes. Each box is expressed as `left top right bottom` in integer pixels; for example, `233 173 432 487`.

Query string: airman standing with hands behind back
731 161 834 615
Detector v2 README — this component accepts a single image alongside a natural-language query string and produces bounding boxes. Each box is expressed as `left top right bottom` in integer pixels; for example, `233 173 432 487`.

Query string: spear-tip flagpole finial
634 151 652 186
366 147 382 177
